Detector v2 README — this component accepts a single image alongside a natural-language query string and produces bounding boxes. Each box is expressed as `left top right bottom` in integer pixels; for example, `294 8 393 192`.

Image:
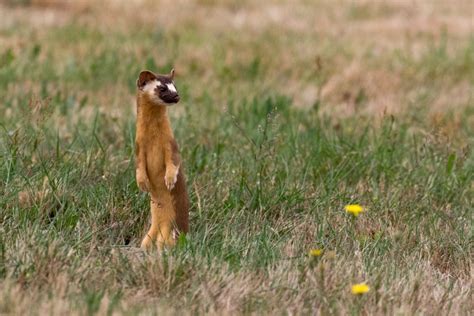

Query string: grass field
0 0 472 314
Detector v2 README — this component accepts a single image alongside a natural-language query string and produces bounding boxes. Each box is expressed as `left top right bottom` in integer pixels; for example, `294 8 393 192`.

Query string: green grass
0 1 473 314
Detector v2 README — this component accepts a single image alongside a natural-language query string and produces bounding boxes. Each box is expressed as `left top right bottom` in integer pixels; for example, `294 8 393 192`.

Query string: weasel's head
136 69 179 106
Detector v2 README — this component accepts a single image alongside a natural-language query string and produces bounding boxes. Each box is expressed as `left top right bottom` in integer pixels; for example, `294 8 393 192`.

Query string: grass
0 0 473 314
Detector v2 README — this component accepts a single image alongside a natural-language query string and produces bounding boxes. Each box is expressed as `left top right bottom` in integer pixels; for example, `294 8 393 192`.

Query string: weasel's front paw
136 170 150 192
164 167 179 191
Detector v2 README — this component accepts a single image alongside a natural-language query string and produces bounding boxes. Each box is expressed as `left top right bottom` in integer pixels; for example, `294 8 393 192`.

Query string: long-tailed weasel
135 69 189 250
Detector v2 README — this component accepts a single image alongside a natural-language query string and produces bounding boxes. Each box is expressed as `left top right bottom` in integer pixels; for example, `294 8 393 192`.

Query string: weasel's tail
172 170 189 233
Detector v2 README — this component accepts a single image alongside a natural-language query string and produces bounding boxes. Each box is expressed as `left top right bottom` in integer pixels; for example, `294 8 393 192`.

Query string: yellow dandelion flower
309 249 323 257
351 283 370 295
345 204 365 217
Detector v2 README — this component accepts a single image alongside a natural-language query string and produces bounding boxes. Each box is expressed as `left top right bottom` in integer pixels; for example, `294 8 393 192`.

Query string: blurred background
1 0 472 120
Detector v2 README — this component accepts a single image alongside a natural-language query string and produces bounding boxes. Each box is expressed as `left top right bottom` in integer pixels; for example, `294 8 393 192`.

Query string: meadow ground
0 0 472 314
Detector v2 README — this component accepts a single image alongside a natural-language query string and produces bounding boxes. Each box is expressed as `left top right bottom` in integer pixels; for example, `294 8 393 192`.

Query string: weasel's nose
172 95 180 103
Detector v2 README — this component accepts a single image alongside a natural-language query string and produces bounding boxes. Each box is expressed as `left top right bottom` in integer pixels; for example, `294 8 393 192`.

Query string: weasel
135 69 189 250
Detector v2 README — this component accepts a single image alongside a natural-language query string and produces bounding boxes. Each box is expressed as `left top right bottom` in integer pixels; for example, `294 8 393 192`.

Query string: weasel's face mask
137 69 179 106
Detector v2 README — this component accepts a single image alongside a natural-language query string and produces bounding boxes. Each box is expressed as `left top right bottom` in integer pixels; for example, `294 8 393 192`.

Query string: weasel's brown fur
135 69 189 250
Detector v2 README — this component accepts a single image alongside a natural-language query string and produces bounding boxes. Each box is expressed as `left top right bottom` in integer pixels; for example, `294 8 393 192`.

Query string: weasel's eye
159 85 167 92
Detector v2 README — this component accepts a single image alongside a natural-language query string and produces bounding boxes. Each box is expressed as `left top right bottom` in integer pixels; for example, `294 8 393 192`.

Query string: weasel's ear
137 70 156 89
170 68 175 80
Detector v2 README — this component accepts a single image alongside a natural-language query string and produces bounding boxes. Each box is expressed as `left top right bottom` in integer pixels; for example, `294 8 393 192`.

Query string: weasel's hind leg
156 222 176 250
141 195 177 251
140 200 160 250
155 195 177 250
